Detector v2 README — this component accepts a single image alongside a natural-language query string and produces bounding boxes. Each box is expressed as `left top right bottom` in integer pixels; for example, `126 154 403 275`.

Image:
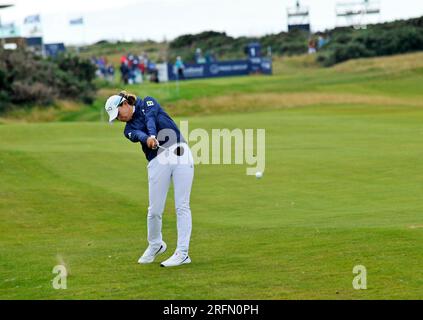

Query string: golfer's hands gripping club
147 136 159 150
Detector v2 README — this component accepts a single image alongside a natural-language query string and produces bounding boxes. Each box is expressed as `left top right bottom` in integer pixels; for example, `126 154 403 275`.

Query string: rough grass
168 92 423 116
333 52 423 74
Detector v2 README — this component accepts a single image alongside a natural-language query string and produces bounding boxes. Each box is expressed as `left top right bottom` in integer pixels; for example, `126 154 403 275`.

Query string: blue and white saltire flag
24 14 41 24
69 17 84 26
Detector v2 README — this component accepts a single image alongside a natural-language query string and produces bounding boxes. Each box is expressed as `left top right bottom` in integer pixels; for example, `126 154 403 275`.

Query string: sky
0 0 423 45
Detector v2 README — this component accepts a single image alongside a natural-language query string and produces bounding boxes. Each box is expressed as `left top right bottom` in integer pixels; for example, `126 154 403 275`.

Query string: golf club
155 141 184 156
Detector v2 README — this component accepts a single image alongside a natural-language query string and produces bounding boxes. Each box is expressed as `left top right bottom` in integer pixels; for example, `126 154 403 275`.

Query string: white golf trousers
146 143 194 255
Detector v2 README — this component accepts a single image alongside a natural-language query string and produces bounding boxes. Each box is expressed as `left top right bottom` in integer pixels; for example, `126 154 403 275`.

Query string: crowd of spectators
91 48 221 84
194 48 217 64
91 53 160 84
91 56 115 82
120 53 159 84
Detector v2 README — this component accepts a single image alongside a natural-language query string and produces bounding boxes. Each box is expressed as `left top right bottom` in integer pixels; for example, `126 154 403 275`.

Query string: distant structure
0 2 14 46
336 0 381 29
287 0 310 32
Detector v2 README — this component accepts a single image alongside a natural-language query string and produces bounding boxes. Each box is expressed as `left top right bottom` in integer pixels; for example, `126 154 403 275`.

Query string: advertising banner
167 58 272 81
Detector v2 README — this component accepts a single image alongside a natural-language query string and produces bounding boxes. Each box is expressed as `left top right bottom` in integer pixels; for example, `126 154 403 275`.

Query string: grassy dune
2 52 422 122
1 52 423 299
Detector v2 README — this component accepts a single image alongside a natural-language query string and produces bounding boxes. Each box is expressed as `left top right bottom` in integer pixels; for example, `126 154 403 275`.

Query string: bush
53 54 97 104
11 81 55 105
170 31 232 49
318 42 372 66
0 49 97 112
317 16 423 66
168 29 310 63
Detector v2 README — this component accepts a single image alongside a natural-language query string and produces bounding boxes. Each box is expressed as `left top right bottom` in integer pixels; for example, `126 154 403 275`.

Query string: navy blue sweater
124 96 184 161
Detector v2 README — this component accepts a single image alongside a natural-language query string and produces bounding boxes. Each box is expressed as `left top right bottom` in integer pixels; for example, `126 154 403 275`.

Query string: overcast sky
1 0 422 44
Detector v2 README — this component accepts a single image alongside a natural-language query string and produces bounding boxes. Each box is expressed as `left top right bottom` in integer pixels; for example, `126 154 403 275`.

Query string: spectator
205 51 217 64
195 48 206 64
147 61 159 83
120 60 130 84
308 38 317 54
131 56 142 84
174 56 185 80
317 35 329 50
106 64 115 83
99 57 108 78
140 59 146 76
150 68 159 83
140 52 149 65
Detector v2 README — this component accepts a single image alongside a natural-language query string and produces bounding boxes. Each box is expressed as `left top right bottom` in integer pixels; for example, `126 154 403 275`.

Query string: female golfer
105 92 194 267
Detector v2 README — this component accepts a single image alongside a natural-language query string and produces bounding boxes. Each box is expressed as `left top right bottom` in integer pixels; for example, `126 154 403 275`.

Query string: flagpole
82 16 86 47
69 16 84 52
39 15 44 56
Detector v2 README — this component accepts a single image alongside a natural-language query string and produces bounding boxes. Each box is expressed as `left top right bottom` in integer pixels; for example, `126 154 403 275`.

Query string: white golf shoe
138 242 167 264
160 251 191 267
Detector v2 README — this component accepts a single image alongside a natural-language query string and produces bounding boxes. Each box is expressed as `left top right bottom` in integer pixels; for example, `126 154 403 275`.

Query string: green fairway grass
1 53 423 299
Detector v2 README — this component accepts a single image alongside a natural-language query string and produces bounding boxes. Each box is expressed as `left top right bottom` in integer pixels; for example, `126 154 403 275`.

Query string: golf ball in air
255 171 263 179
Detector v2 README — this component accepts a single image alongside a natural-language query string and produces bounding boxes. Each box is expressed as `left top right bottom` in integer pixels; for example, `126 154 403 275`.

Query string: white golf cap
105 95 126 122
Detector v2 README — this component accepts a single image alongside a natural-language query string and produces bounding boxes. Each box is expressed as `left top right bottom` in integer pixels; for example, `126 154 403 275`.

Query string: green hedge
168 30 309 63
317 17 423 66
0 49 97 113
168 17 423 66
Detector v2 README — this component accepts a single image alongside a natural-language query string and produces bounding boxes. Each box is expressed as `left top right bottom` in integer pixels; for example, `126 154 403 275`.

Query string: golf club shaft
157 145 168 151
